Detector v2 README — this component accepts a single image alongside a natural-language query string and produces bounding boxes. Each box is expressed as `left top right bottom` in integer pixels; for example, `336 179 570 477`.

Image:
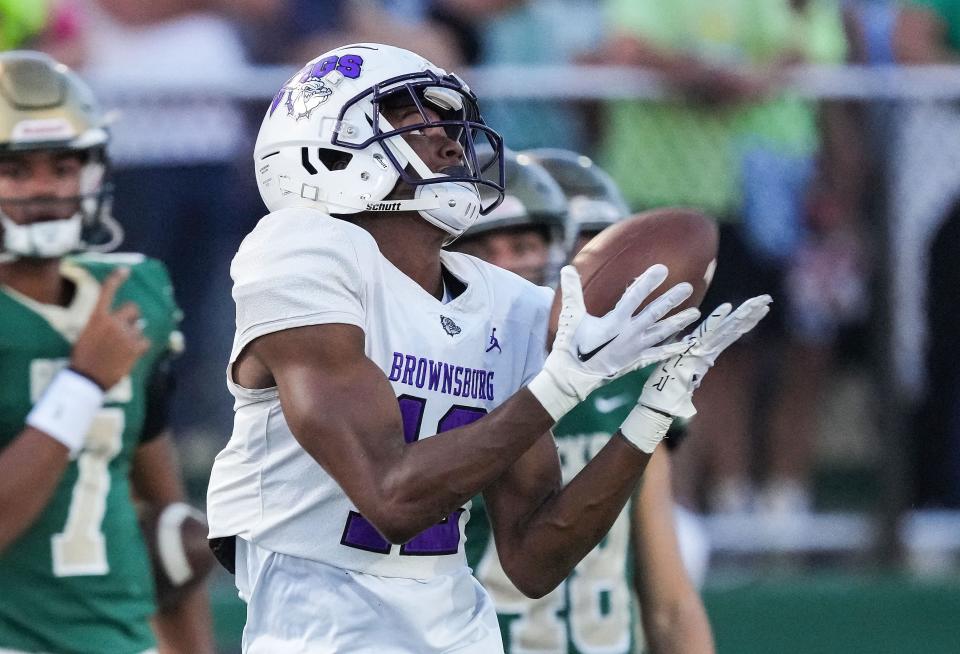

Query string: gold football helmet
0 51 120 260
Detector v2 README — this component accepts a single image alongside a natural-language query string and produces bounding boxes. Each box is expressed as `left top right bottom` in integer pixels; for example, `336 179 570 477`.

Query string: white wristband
26 368 104 458
157 502 206 586
527 369 578 422
619 405 673 454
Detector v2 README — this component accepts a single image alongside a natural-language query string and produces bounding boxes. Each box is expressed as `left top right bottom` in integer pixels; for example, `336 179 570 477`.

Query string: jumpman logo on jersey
486 328 501 353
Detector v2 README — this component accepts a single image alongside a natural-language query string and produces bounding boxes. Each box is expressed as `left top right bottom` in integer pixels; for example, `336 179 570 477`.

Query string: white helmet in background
467 149 568 243
457 148 569 285
254 43 505 243
522 148 629 253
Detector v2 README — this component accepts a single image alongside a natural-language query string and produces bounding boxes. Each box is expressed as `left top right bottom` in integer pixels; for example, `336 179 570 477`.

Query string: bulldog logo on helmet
270 54 365 120
286 78 333 121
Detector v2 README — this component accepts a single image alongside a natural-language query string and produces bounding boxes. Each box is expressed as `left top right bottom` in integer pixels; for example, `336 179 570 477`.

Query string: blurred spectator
244 0 467 69
23 1 86 68
886 0 960 507
454 0 606 151
844 0 899 64
594 0 856 518
1 0 87 68
0 0 50 50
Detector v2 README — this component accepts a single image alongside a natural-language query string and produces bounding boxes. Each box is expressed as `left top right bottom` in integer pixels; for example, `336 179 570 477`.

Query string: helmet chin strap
0 213 83 262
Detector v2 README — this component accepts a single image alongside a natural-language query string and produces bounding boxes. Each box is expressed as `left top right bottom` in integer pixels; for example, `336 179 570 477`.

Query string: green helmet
522 148 629 247
464 148 568 242
0 50 120 260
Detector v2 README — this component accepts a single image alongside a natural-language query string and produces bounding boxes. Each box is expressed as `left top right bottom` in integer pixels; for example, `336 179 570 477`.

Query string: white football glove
528 264 701 421
619 295 772 453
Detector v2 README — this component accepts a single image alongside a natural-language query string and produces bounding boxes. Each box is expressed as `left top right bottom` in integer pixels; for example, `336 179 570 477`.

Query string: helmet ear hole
317 149 353 171
301 148 355 174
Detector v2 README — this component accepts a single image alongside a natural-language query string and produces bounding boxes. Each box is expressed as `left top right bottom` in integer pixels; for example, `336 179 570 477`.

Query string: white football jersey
207 207 552 580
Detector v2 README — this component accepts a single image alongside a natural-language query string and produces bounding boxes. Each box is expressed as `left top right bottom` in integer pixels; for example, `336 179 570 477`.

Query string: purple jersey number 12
339 395 486 556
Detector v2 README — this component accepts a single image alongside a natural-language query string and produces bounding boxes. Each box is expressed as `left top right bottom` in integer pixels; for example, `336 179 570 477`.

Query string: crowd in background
3 0 960 533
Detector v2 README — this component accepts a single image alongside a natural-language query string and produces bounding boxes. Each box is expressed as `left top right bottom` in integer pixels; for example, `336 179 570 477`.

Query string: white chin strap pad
1 213 83 259
414 181 481 243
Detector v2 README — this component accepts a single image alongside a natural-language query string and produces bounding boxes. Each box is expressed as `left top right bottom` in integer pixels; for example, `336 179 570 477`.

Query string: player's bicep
483 431 562 558
250 323 404 510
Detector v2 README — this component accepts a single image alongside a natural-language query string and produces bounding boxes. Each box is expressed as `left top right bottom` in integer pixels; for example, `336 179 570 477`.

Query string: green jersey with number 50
0 254 181 654
466 370 650 654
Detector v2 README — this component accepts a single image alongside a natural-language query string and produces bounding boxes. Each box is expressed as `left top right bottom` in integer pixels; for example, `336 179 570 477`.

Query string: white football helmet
522 148 630 253
454 148 568 285
0 51 120 261
254 43 505 243
466 149 568 242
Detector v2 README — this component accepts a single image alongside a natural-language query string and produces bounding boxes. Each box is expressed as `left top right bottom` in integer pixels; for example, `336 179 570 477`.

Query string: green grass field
705 573 960 653
209 571 960 653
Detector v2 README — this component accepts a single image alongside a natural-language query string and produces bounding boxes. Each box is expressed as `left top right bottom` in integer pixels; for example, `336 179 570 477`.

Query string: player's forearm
0 428 71 553
376 389 555 542
0 366 112 552
634 452 716 654
502 435 650 598
637 544 716 654
153 586 215 654
643 594 716 654
279 334 556 543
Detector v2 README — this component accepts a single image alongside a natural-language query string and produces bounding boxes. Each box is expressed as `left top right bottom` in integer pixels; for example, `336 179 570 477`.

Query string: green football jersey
466 370 649 654
0 254 181 654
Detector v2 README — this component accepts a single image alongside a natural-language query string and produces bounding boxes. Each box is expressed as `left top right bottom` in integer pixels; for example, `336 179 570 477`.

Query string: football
140 502 216 610
549 208 719 340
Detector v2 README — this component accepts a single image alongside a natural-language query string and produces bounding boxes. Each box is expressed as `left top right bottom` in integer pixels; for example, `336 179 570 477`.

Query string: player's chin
139 502 216 610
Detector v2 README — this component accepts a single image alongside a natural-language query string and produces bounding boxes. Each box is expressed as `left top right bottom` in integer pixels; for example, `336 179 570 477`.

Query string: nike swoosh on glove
528 264 701 421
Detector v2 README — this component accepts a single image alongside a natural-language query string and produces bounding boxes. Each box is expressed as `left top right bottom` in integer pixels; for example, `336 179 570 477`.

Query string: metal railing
86 64 960 101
